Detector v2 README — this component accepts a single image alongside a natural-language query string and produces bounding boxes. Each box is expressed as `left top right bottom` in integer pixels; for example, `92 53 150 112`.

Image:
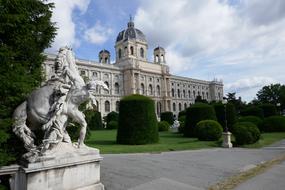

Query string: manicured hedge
160 112 174 125
259 104 277 117
196 120 223 141
240 106 264 118
158 121 170 132
233 122 260 145
89 111 103 130
107 120 118 130
184 103 217 137
262 116 285 132
106 111 119 129
238 116 263 131
117 95 159 144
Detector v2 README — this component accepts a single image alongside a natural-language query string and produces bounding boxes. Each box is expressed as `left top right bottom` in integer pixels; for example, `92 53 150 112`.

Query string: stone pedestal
222 132 233 148
17 143 104 190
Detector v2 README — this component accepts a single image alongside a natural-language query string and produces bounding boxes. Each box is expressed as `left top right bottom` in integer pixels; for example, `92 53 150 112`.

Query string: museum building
44 19 223 117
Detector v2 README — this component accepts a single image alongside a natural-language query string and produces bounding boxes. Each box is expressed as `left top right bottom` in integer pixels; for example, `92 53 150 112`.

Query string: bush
178 110 186 119
89 111 103 130
259 104 277 117
107 120 118 130
196 120 223 141
117 95 159 144
233 122 260 145
184 103 217 137
158 121 170 131
178 121 185 133
106 111 119 130
240 106 264 118
213 103 237 132
160 112 174 125
262 116 285 132
238 116 263 131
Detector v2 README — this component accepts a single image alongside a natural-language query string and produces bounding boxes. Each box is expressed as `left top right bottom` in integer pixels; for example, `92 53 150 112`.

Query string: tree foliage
0 0 56 166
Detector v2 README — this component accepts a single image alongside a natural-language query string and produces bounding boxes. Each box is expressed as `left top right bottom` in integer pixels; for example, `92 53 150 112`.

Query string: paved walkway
100 140 285 190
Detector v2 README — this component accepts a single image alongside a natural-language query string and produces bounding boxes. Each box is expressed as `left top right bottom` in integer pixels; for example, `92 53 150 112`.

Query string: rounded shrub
184 103 217 137
259 104 277 117
240 106 264 118
89 111 103 130
233 122 260 145
107 120 118 130
160 111 174 125
158 121 170 132
238 116 263 131
106 111 119 130
262 116 285 132
196 120 223 141
116 95 159 144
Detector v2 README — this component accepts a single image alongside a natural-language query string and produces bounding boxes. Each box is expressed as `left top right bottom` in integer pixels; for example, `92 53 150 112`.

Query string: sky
46 0 285 102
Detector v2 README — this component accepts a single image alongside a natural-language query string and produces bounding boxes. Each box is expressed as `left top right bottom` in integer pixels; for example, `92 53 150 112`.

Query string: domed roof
99 49 110 54
116 19 146 43
154 46 165 51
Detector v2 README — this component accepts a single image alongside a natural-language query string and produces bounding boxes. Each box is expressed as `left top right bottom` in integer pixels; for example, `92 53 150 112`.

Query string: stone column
222 132 233 148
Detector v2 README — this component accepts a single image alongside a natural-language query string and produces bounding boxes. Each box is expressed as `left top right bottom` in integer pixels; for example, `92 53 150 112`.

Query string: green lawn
241 132 285 148
86 130 219 154
85 130 285 154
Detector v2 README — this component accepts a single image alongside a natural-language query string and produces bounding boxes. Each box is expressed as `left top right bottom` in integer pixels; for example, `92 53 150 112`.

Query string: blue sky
46 0 285 102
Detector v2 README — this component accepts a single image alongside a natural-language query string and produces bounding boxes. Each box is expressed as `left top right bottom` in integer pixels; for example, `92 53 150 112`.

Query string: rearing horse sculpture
12 47 108 162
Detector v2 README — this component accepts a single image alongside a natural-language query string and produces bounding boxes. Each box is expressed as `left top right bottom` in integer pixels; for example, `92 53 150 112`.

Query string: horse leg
68 110 87 148
12 101 36 151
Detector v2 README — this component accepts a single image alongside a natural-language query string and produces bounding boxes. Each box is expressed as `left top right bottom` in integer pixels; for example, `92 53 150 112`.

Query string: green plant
196 120 223 141
160 112 174 125
240 106 264 118
89 111 103 130
238 116 263 131
117 95 159 144
158 121 170 132
106 111 119 129
233 122 260 145
213 103 237 132
107 120 118 130
262 116 285 132
184 103 217 137
259 104 277 117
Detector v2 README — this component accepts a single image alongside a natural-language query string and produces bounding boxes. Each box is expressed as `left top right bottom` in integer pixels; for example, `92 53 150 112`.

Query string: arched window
105 101 110 112
156 85 160 96
124 46 128 56
188 90 191 98
140 47 144 58
183 90 186 98
172 89 175 97
157 102 162 116
104 81 109 94
173 103 176 112
149 84 153 95
202 92 205 99
96 100 99 111
114 83 119 94
184 103 187 110
206 92 209 99
155 55 159 62
161 54 164 62
177 89 180 98
179 103 182 111
118 49 122 59
193 90 196 97
116 101 120 112
130 46 134 55
141 83 145 95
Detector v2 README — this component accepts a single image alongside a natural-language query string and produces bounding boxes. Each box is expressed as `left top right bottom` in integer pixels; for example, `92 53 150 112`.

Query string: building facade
44 19 223 117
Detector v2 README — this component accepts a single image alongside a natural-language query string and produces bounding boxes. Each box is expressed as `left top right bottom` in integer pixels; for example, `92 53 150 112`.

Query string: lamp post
277 103 281 115
222 98 232 148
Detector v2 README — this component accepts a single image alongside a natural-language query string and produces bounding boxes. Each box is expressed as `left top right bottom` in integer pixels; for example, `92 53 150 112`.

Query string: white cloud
84 22 113 44
225 77 277 92
134 0 285 101
47 0 91 52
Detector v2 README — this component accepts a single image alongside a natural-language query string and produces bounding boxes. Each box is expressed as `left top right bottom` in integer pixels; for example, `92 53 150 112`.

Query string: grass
86 130 219 154
85 130 285 154
241 132 285 148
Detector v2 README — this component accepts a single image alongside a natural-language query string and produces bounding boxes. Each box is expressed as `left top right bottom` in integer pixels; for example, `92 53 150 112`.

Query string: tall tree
0 0 56 166
256 84 285 109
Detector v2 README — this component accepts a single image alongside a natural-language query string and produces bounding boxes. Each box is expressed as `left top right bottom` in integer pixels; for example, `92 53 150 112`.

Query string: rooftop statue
12 47 108 162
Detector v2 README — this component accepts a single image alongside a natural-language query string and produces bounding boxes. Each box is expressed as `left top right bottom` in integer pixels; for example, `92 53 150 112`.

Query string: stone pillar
222 132 233 148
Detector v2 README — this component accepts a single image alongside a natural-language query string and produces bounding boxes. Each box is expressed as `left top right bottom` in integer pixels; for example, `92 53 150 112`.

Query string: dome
99 49 110 54
154 46 165 51
116 20 146 43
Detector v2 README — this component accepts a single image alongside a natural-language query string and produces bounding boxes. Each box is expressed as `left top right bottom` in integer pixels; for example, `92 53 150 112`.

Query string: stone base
222 132 233 148
16 143 104 190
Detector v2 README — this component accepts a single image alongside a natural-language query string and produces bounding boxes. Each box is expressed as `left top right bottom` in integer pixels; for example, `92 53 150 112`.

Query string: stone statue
12 47 108 162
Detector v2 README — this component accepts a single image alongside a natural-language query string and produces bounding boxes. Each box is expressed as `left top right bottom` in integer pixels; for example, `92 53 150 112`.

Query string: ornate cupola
99 49 110 64
153 46 166 64
115 16 148 62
